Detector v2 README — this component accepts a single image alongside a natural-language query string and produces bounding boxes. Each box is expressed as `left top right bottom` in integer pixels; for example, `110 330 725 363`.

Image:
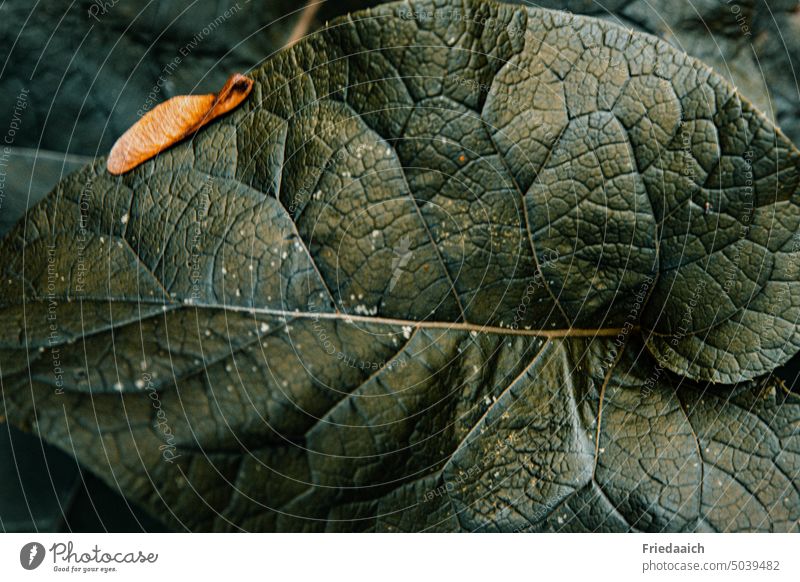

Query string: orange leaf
107 73 254 175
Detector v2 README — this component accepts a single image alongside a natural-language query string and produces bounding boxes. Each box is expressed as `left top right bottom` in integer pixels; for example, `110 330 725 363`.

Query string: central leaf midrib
8 295 635 339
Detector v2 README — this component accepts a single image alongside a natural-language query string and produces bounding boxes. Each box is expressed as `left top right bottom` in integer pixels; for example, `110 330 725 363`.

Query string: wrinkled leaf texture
1 0 800 532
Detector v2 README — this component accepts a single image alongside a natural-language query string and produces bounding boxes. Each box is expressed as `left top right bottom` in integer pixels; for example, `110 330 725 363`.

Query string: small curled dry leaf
107 73 254 175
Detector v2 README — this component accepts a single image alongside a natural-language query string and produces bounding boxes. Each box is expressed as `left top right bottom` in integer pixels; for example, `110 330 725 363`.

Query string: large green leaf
1 0 799 531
